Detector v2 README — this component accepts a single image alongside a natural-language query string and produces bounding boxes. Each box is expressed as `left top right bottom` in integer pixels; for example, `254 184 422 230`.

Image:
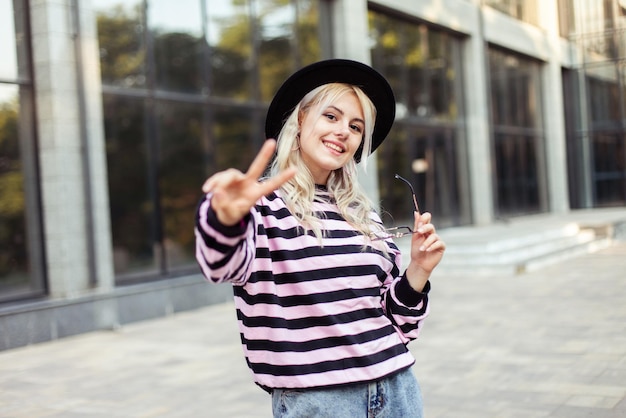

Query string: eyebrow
326 105 365 125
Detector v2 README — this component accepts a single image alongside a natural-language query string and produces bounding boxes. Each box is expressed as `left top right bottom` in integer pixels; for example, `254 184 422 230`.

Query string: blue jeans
271 368 423 418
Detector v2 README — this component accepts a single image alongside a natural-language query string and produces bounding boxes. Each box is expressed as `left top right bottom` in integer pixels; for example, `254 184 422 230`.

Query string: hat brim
264 59 395 162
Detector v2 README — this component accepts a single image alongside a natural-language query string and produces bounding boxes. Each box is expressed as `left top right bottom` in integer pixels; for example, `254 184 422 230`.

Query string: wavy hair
269 83 387 246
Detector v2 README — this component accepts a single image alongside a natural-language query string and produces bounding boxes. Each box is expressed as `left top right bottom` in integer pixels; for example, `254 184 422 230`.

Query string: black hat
264 59 396 162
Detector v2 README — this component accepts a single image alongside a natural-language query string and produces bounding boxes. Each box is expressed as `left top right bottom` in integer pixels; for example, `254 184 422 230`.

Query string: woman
195 59 445 417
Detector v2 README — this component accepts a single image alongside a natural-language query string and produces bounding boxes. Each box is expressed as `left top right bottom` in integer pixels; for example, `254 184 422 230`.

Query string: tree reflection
96 0 321 278
0 98 27 281
97 4 146 88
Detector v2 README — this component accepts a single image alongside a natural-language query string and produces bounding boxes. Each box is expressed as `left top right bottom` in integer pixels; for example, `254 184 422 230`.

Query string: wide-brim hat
264 59 396 162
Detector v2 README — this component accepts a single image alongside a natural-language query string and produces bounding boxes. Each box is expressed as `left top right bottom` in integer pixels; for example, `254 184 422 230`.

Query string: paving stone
0 242 625 417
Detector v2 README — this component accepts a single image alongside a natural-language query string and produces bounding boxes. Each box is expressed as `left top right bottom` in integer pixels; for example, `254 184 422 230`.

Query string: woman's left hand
405 211 446 292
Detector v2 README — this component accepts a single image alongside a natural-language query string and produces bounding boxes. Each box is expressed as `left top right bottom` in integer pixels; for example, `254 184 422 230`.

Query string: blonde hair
269 83 387 245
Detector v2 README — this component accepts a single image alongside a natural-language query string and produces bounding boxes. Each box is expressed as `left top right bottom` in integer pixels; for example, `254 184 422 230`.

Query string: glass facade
587 67 626 206
562 0 626 208
484 0 538 26
1 0 625 308
0 0 44 302
488 48 547 217
95 0 322 282
368 9 471 228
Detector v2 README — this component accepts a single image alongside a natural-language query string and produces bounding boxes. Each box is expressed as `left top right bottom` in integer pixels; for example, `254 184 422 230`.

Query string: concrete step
395 208 626 276
437 229 613 276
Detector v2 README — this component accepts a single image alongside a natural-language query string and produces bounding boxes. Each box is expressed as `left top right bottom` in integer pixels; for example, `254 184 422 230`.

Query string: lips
323 141 345 153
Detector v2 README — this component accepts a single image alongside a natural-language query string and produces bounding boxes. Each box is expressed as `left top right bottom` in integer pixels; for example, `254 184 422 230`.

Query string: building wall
1 0 623 350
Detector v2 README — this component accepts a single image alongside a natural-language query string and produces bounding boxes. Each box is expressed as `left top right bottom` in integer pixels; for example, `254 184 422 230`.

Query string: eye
324 113 337 121
350 124 363 133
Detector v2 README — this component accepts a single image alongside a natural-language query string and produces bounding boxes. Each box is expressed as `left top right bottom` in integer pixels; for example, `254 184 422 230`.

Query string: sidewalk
1 242 625 417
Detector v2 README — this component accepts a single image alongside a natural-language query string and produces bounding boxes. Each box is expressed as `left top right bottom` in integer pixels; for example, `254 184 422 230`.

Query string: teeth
324 142 343 153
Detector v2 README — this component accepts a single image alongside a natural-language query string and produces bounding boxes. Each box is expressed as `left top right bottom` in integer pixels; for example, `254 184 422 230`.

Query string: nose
335 122 350 138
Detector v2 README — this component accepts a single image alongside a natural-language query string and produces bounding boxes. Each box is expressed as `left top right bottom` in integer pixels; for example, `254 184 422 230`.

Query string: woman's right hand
201 139 297 226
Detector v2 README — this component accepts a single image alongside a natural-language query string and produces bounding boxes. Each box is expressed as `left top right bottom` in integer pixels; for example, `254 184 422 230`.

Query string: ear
297 108 305 126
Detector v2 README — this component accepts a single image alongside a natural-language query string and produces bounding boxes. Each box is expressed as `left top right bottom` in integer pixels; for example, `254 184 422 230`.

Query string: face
298 92 365 184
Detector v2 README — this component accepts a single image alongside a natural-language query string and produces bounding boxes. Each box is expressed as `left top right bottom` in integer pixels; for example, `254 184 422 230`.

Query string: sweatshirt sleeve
194 193 256 285
381 249 431 343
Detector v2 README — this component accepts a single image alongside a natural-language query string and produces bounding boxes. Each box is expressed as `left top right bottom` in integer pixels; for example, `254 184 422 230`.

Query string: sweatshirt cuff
395 272 430 307
206 204 251 237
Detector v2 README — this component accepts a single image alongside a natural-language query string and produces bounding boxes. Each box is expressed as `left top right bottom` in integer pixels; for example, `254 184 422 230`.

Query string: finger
413 211 420 231
257 167 297 197
424 239 446 252
202 169 244 193
202 179 215 194
202 170 225 193
416 223 435 236
202 173 223 193
246 139 277 181
420 235 444 251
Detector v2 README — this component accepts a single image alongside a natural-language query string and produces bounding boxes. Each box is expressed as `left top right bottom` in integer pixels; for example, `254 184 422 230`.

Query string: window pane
156 101 207 271
0 0 23 80
588 72 621 125
369 9 469 228
212 106 257 173
0 84 43 300
0 0 42 302
150 0 205 93
484 0 538 26
0 86 25 293
369 12 458 121
369 12 407 115
489 49 542 128
96 0 323 282
488 48 545 216
296 0 321 65
206 0 253 100
377 126 462 228
95 1 147 89
593 132 626 206
103 94 157 277
257 0 296 101
494 133 541 213
557 0 576 37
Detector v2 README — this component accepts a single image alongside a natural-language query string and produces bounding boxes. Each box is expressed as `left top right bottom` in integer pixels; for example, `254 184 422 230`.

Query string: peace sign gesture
202 139 297 226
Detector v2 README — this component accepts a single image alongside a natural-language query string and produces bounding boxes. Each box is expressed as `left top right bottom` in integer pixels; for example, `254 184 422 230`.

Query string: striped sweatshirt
194 186 430 391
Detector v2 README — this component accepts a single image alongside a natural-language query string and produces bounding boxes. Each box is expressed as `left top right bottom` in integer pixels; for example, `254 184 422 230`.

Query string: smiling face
298 92 365 184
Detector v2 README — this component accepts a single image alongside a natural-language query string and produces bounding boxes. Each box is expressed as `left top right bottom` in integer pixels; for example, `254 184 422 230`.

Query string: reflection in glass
592 133 625 206
0 0 18 80
588 74 621 124
102 94 156 278
206 0 253 100
212 106 257 173
150 0 204 93
489 48 545 216
0 84 42 300
484 0 538 26
96 0 322 282
587 66 626 206
95 1 147 88
368 10 458 121
156 101 207 271
369 9 468 228
295 0 322 66
377 127 463 228
257 0 296 101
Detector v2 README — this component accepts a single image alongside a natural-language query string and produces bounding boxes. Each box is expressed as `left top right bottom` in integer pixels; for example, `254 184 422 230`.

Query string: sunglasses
369 174 421 241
